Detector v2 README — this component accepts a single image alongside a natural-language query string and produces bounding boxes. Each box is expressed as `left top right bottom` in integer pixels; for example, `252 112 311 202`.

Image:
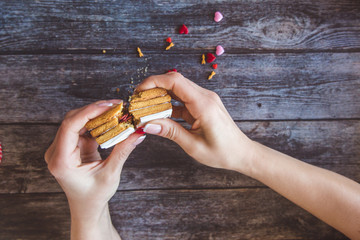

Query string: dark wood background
1 1 359 239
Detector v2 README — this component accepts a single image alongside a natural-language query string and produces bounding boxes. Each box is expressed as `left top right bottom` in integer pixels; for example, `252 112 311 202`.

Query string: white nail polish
133 135 146 146
97 102 113 107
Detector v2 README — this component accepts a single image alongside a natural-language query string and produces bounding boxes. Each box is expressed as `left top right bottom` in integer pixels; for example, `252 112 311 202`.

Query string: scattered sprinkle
179 24 189 34
201 54 206 64
206 53 216 63
0 142 2 164
102 49 106 54
116 88 120 93
216 45 225 56
166 37 172 43
135 127 146 134
208 71 216 80
212 64 218 69
166 42 175 50
214 11 223 22
167 69 177 72
137 47 144 57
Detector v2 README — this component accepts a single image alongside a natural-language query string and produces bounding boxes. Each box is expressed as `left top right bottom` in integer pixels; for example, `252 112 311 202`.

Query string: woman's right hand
136 72 255 174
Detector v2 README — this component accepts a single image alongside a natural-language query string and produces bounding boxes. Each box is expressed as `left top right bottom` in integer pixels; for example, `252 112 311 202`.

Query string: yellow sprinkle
201 54 205 64
102 49 106 54
208 71 216 80
165 42 175 50
137 47 144 57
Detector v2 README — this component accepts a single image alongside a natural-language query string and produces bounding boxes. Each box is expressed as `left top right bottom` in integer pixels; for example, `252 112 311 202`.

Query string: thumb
143 118 197 153
105 133 146 172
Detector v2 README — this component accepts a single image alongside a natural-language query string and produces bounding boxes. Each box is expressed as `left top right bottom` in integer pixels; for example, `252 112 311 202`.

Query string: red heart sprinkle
135 127 145 135
0 142 2 164
206 53 216 63
167 68 177 73
166 37 172 43
179 24 189 34
212 64 218 69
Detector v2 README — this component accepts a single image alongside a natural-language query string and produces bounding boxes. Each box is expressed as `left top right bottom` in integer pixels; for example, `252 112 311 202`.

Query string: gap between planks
1 48 360 56
0 118 359 126
0 186 270 196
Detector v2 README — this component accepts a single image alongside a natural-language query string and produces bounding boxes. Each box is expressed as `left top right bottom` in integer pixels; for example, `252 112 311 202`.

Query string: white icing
100 127 135 149
137 109 172 127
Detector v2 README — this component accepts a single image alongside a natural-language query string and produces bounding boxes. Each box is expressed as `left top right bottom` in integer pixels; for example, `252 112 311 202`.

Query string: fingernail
133 135 146 146
97 102 113 107
143 124 162 134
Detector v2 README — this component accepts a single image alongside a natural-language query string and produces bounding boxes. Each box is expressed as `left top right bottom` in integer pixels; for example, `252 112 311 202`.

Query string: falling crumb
208 71 216 80
102 49 106 54
166 42 175 50
137 47 144 57
201 54 206 64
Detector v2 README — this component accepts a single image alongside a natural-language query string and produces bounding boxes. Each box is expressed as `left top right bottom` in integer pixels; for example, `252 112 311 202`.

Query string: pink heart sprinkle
216 45 224 56
214 11 223 22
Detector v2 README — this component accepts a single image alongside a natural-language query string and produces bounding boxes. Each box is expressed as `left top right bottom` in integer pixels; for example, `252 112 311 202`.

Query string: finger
143 118 199 154
56 100 123 156
136 73 201 104
104 133 146 173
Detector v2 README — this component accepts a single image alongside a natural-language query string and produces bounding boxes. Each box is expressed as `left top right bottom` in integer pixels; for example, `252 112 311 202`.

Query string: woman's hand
137 73 360 240
137 72 255 174
44 100 145 240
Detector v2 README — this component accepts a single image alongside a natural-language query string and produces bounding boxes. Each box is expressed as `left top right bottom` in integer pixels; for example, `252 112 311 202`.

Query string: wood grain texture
0 189 348 240
0 53 359 123
1 121 358 194
0 0 359 52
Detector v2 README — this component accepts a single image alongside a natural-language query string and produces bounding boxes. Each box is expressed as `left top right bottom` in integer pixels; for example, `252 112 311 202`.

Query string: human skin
44 100 146 240
45 73 360 239
138 72 360 239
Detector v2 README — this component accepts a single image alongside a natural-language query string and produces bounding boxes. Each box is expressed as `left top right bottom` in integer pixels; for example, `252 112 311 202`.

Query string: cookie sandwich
85 88 172 149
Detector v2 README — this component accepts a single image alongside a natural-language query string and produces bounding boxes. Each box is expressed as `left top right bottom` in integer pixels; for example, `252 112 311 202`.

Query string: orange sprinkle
208 71 216 80
201 54 205 64
137 47 144 57
166 42 175 51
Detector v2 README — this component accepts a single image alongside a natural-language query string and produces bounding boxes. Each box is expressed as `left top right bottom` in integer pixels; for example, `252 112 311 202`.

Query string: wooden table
1 1 359 239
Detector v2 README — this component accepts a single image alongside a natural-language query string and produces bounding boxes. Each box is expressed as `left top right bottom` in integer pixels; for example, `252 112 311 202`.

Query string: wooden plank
0 0 359 52
0 189 347 240
0 53 359 123
0 121 358 194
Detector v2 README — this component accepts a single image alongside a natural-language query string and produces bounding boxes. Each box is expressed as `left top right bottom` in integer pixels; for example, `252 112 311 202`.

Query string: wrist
229 136 261 179
69 202 120 240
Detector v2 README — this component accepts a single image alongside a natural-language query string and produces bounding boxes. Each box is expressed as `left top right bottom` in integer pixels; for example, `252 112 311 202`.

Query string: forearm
243 141 360 239
69 202 121 240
